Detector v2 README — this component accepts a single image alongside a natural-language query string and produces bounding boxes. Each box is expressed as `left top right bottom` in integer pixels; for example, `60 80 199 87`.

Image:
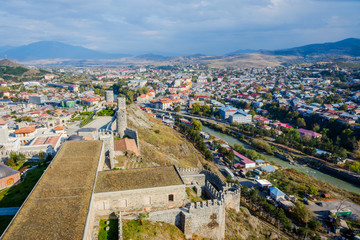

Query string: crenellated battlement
200 169 225 191
205 181 224 200
188 199 224 212
177 167 202 175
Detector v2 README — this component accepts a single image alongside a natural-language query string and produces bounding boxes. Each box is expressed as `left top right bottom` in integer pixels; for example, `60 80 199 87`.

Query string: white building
229 110 252 124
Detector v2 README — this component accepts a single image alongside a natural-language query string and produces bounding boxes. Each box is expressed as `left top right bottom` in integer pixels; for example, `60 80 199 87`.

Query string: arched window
168 194 174 202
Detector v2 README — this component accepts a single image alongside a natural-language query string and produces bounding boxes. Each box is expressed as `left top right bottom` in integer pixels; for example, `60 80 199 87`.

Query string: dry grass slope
226 208 286 240
127 104 202 168
126 104 225 179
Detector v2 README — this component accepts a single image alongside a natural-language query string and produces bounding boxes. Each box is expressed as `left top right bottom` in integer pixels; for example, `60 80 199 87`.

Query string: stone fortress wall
113 167 241 240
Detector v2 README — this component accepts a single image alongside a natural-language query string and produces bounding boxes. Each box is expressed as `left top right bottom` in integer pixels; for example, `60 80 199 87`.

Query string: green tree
293 201 311 224
308 186 318 196
191 103 201 113
7 158 15 167
350 162 360 174
249 109 255 117
191 119 203 131
39 151 46 162
296 118 306 128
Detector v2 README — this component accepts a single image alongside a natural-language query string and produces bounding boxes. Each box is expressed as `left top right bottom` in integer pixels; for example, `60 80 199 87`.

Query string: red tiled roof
14 127 36 134
114 138 140 156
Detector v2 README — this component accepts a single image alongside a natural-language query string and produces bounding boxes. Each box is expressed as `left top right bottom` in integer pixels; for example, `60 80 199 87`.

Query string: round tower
116 97 127 138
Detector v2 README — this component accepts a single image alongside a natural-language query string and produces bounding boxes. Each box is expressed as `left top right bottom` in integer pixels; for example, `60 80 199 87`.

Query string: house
0 164 21 190
255 179 272 189
269 187 286 201
297 128 322 139
260 165 276 173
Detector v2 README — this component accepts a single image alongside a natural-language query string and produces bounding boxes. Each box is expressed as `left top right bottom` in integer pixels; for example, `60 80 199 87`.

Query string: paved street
309 200 360 220
83 116 113 130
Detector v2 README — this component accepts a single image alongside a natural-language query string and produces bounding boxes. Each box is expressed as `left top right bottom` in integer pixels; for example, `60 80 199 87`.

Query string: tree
249 110 255 117
297 118 306 128
293 201 311 224
191 119 203 131
7 158 15 167
350 162 360 174
191 103 201 113
39 151 46 162
308 186 318 196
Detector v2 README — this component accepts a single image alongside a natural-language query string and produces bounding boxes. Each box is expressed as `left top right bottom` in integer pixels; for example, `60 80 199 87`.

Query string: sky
0 0 360 55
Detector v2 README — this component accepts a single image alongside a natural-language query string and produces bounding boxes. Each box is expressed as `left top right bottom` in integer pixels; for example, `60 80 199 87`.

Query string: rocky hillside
123 104 224 178
225 208 286 240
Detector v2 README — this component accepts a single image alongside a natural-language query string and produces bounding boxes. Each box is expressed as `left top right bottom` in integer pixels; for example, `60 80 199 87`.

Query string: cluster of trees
241 186 292 229
344 161 360 174
217 145 235 166
7 152 26 167
266 170 319 199
0 66 28 77
250 139 274 155
176 121 213 161
232 122 276 138
15 116 33 122
276 128 348 163
234 144 263 162
242 183 321 238
264 103 358 157
190 103 214 117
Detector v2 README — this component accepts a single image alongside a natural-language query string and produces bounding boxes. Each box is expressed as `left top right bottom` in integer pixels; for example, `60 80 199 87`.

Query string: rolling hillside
117 104 224 179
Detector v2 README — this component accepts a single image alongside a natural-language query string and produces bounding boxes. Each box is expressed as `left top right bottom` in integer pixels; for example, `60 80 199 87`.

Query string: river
202 126 360 194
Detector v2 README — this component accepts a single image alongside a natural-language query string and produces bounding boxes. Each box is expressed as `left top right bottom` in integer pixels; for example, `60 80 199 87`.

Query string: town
0 58 360 240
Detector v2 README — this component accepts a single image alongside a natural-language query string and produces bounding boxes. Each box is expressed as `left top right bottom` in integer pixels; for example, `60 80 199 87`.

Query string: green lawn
122 219 185 240
98 219 118 240
0 166 46 208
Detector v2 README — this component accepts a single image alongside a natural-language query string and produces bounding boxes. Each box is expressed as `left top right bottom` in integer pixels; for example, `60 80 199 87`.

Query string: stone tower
0 119 9 143
116 97 127 138
105 90 114 102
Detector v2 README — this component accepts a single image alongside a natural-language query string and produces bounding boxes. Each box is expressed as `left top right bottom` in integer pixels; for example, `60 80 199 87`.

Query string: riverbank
199 119 360 189
202 125 360 194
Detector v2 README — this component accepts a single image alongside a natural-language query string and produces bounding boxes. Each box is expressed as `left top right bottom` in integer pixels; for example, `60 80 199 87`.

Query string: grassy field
122 219 186 240
98 219 118 240
0 167 45 208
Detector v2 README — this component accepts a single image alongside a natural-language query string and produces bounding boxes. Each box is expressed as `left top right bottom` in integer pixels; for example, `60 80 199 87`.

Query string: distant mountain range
0 41 130 61
0 38 359 65
263 38 360 57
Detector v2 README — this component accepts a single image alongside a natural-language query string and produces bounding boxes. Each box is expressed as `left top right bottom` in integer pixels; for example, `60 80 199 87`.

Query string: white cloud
0 0 359 54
